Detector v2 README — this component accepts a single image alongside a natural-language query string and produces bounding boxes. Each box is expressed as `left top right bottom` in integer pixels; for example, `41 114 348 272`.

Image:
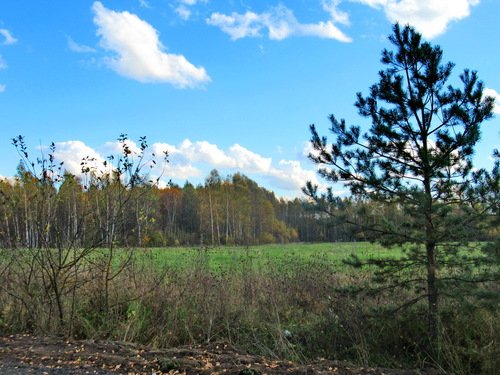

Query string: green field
134 242 401 272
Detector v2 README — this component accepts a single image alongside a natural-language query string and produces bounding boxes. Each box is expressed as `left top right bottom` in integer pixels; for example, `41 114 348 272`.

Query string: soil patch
0 335 442 374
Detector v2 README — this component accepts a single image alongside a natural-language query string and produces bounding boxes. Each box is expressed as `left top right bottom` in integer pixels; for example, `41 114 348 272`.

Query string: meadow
138 242 400 272
0 242 498 375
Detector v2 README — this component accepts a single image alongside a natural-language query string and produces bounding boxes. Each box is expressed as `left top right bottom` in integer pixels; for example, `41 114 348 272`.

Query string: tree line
0 165 362 249
1 134 431 249
0 162 495 250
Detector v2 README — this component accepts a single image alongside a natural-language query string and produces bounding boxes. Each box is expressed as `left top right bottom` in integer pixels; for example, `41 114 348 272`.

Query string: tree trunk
225 193 229 243
426 241 438 349
4 211 11 248
208 191 214 246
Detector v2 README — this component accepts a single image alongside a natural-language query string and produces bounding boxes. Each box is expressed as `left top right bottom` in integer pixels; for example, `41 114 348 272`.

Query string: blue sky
0 0 498 197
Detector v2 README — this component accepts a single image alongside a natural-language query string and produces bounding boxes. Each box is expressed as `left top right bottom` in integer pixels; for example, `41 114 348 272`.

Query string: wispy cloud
322 0 350 25
355 0 480 38
175 0 208 21
67 36 96 53
484 88 500 115
175 6 192 20
0 55 6 70
207 1 351 42
92 1 210 88
181 0 204 4
0 29 17 45
0 29 16 93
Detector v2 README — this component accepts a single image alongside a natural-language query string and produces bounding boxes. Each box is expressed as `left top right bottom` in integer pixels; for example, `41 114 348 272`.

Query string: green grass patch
134 242 401 273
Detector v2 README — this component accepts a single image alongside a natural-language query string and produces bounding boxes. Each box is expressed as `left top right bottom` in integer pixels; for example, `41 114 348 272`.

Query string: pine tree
306 24 497 352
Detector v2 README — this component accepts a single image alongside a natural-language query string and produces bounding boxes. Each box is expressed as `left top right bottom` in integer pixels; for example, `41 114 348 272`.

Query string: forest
0 156 405 249
4 160 493 250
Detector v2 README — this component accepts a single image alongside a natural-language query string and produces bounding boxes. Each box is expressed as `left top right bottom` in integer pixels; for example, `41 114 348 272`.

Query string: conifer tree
306 24 497 351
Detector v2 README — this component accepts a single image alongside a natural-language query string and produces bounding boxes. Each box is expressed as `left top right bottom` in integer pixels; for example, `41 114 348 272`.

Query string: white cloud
208 11 262 40
207 3 351 42
175 5 192 20
151 142 203 179
165 139 236 167
355 0 480 39
229 144 272 172
161 139 322 192
101 138 143 156
175 0 208 20
322 0 350 25
164 164 201 180
302 141 320 160
53 141 108 177
355 0 387 6
38 138 325 196
53 140 176 182
67 36 96 53
164 140 273 173
92 1 210 88
0 29 17 45
484 88 500 115
138 0 151 8
179 0 207 6
267 159 320 191
0 30 16 92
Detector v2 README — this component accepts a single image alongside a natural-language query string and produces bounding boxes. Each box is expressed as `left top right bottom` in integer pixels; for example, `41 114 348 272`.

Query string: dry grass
0 245 498 374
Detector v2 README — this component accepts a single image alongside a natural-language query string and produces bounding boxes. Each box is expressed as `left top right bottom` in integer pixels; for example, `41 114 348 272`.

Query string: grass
137 242 401 272
1 241 497 374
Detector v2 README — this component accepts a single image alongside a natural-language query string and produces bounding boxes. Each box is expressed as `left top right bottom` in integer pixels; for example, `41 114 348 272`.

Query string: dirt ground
0 334 443 374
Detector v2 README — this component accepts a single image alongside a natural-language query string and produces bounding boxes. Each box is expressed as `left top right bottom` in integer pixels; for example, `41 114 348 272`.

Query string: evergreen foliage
305 23 499 353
